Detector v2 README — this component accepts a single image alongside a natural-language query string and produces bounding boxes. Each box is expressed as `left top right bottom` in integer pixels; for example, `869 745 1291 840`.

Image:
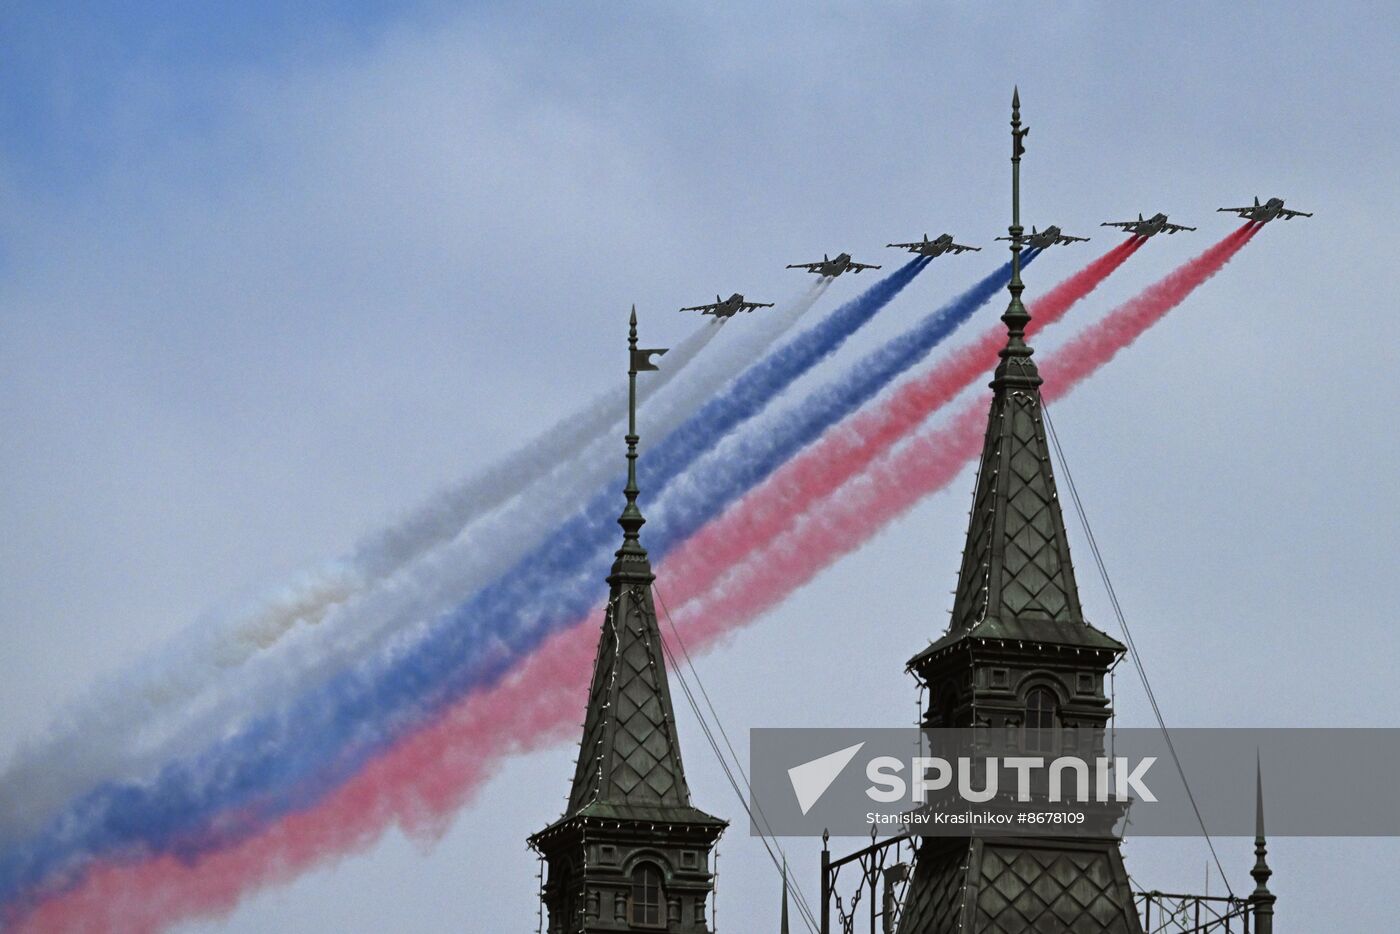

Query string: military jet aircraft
679 293 775 319
1217 196 1312 224
1100 213 1195 237
886 233 981 257
786 252 882 278
994 225 1090 249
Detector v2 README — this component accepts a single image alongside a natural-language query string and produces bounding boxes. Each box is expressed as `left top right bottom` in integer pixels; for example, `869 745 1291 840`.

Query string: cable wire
653 585 823 933
656 624 820 933
653 586 822 932
1041 402 1234 896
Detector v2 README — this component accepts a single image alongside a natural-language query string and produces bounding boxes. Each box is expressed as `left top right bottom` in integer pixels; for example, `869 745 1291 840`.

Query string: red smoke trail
18 226 1253 933
660 234 1146 604
15 242 1148 933
12 630 586 933
668 223 1260 645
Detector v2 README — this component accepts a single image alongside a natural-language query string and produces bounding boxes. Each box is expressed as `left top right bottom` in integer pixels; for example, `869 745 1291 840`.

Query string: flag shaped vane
629 305 667 374
631 345 667 372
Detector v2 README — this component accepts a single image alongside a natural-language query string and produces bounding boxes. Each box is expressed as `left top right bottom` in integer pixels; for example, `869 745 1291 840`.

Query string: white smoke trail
0 281 829 840
353 317 725 578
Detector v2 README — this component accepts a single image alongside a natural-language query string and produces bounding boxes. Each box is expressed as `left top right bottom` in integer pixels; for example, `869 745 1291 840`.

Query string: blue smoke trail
0 316 732 855
651 252 1036 548
0 258 931 911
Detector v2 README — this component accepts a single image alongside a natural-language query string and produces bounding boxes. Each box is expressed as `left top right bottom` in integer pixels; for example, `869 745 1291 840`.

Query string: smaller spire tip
1255 751 1266 840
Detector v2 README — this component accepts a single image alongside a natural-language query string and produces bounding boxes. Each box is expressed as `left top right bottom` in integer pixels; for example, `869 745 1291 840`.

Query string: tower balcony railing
820 831 914 934
1134 890 1252 933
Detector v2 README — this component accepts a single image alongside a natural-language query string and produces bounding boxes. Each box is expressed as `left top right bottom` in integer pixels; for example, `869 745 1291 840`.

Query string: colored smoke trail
0 283 827 848
1045 225 1256 389
0 264 922 914
667 224 1261 640
648 253 1036 560
10 634 584 934
354 276 833 584
12 229 1257 933
661 235 1144 600
0 313 733 840
354 314 726 578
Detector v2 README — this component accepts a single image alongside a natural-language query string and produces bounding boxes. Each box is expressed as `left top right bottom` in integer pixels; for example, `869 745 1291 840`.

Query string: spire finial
995 86 1039 389
1254 752 1266 844
779 857 790 934
1250 752 1276 933
615 307 667 569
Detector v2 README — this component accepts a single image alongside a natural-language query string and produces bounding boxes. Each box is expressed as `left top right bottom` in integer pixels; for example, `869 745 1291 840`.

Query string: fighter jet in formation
786 252 882 278
679 293 775 319
994 225 1090 249
1101 212 1195 237
1217 196 1312 224
886 233 981 257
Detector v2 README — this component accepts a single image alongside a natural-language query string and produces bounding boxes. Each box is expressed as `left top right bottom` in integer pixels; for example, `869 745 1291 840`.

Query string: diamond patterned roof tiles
897 841 1143 934
566 580 695 816
910 383 1125 668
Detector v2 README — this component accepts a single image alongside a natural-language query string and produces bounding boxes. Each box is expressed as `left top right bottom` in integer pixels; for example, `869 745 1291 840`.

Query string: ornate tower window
1025 687 1058 752
629 863 665 927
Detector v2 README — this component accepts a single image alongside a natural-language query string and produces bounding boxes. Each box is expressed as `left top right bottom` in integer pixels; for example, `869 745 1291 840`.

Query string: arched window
629 863 665 927
1025 687 1058 753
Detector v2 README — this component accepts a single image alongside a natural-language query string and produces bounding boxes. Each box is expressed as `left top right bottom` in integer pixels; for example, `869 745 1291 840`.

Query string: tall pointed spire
911 88 1120 657
1250 754 1276 933
531 310 723 933
897 92 1151 933
896 91 1136 929
559 310 696 813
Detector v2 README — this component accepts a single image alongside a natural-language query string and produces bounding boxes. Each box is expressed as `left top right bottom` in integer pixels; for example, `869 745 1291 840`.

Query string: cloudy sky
2 2 1397 931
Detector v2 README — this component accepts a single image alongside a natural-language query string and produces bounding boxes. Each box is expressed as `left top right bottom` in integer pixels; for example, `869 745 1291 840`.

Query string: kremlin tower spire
529 310 725 933
893 90 1142 933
